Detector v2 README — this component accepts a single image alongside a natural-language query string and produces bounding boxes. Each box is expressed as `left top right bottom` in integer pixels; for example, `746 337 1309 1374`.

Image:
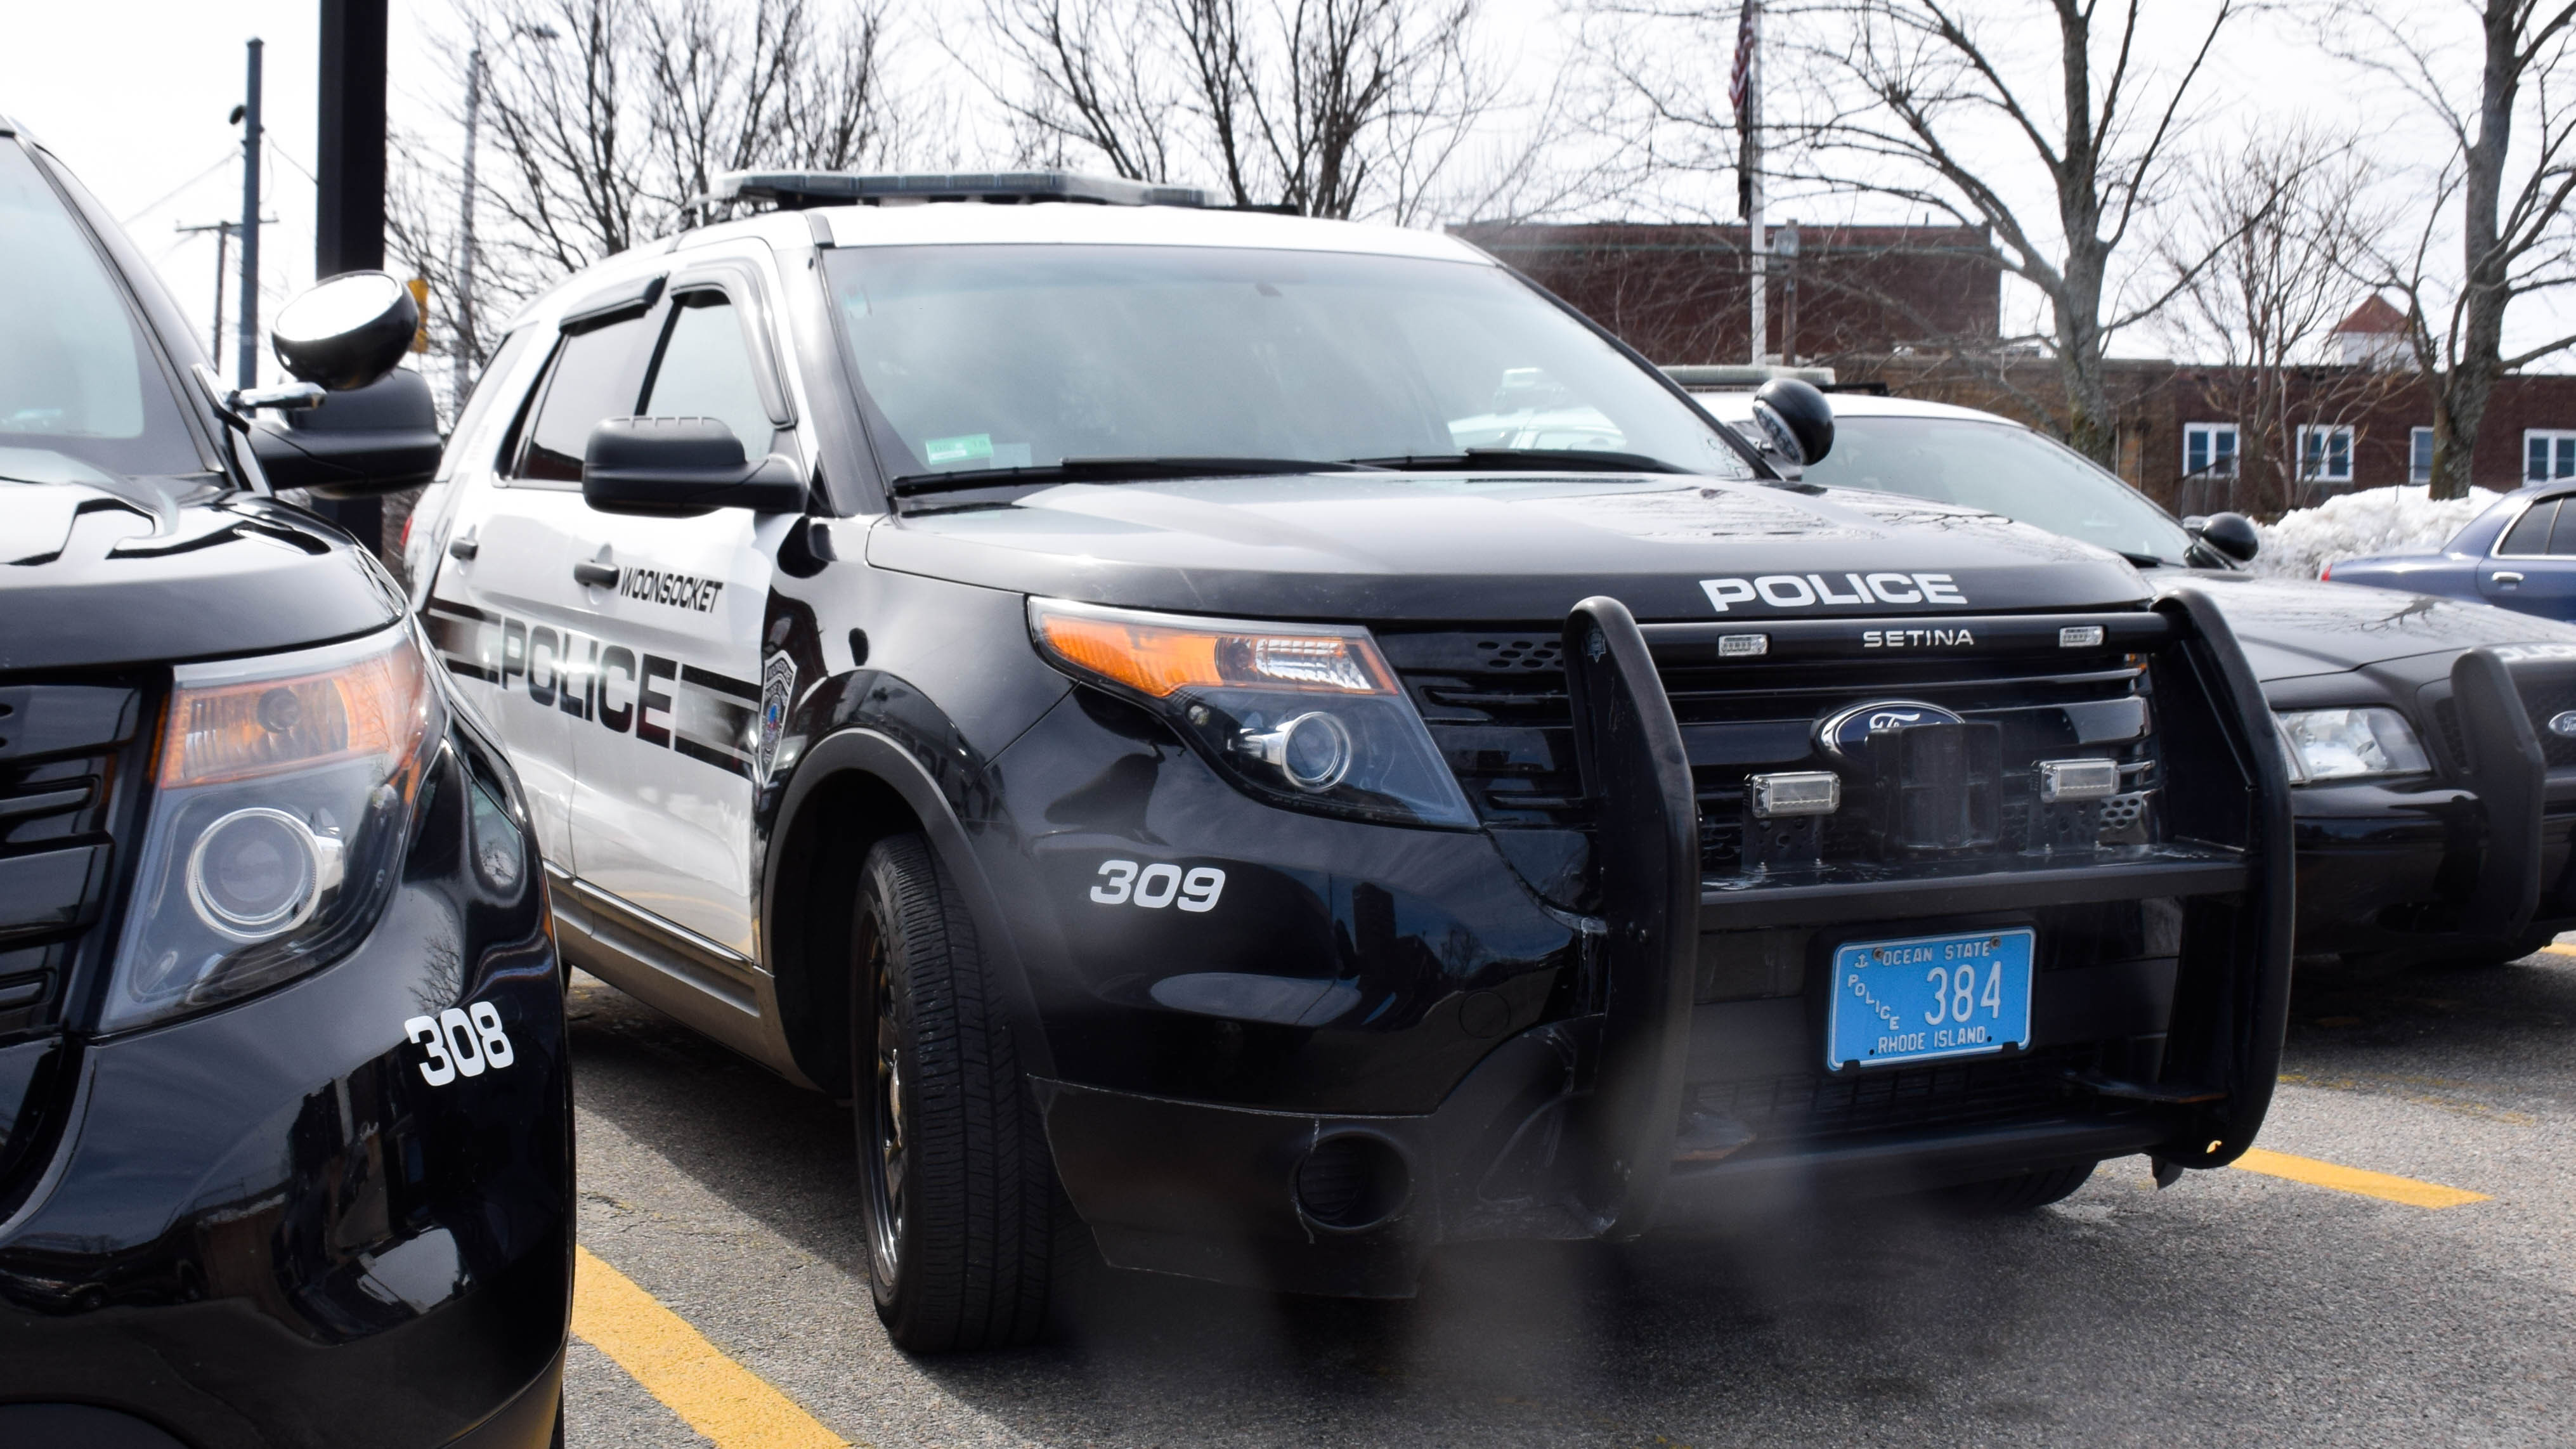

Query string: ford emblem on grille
1817 699 1967 758
2551 710 2576 738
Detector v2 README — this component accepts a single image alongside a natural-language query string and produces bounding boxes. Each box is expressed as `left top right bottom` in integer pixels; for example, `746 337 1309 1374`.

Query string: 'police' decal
1701 573 1968 612
422 598 763 780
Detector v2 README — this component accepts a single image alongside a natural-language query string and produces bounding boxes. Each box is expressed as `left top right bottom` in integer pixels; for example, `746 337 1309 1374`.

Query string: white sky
6 0 2564 377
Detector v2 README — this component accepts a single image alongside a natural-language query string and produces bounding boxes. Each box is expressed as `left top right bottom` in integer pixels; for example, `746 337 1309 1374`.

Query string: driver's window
642 294 775 458
512 313 649 484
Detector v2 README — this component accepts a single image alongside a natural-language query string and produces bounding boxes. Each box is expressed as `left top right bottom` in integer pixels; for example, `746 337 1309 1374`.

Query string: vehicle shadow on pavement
568 961 2576 1448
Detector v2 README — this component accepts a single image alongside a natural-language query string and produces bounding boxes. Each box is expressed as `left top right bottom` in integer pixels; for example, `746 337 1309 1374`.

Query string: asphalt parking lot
560 947 2576 1448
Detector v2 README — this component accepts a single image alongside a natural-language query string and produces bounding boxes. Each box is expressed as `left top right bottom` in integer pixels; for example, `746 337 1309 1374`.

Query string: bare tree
2335 0 2576 499
389 0 903 396
2157 126 2404 516
1596 0 2239 464
968 0 1505 220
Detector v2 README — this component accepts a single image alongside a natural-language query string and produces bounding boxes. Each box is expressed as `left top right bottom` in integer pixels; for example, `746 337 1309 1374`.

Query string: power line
119 150 240 227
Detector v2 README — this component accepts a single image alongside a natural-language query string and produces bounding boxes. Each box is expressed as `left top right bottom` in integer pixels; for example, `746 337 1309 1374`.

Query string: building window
2527 429 2576 483
2184 422 2239 478
2298 424 2355 484
2410 427 2435 484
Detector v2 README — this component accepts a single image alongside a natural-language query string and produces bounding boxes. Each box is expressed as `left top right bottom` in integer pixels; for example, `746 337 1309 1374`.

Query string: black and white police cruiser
406 171 2293 1353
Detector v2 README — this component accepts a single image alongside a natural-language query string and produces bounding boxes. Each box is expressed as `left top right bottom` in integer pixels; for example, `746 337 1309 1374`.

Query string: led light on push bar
1719 633 1769 658
2038 758 2121 802
1750 771 1841 817
2059 625 2105 648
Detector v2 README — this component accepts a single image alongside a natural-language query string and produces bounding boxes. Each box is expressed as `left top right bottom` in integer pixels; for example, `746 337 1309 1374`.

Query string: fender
759 720 1059 1094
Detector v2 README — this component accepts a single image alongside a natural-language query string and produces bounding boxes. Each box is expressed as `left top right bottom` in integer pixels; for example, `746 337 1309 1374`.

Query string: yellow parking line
573 1245 850 1449
2539 942 2576 958
2230 1148 2490 1209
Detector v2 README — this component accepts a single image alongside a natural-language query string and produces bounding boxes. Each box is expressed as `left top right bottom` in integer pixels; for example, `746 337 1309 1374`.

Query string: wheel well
769 769 921 1095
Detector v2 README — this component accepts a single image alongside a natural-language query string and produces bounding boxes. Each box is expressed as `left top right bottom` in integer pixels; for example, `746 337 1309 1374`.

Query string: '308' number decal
407 1003 517 1086
1091 860 1226 913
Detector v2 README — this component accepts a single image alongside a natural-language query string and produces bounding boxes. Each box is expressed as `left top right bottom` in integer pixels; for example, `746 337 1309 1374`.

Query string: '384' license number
1825 928 2035 1071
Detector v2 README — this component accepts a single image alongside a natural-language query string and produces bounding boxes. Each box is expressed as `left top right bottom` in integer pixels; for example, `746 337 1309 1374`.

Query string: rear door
424 293 658 868
2480 490 2576 620
564 257 803 956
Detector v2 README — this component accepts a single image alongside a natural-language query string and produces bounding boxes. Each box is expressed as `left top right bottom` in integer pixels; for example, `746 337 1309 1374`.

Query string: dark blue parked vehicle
2329 484 2576 621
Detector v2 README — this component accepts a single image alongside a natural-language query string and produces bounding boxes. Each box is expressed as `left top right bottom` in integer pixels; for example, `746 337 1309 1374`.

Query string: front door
564 280 799 956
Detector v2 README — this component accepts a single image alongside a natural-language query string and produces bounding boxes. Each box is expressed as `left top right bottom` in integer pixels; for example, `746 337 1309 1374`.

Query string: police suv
407 171 2293 1353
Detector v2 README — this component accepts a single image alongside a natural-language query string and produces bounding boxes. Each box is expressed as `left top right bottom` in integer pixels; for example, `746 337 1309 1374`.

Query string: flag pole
1734 0 1767 366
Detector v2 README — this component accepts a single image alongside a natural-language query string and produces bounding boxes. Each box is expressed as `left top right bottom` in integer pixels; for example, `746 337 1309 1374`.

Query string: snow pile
2251 484 2504 580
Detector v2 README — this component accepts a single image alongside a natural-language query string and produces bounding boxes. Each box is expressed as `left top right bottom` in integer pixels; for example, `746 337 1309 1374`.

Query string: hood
2183 570 2576 682
1 479 402 672
867 473 2153 622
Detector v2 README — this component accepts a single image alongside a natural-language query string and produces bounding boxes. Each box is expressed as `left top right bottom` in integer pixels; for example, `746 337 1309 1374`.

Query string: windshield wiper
1345 447 1688 474
889 455 1381 498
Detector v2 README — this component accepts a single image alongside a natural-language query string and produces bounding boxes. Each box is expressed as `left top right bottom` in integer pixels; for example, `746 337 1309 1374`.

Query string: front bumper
2286 648 2576 963
0 738 571 1449
1017 590 2292 1296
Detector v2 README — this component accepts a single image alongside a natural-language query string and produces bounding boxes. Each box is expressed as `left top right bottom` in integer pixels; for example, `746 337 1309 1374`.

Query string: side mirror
270 271 419 393
582 417 808 517
2189 510 2261 563
1750 377 1835 467
247 368 443 495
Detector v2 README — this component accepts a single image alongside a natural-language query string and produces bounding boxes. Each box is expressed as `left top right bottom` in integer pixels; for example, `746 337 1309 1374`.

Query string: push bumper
1041 589 2294 1296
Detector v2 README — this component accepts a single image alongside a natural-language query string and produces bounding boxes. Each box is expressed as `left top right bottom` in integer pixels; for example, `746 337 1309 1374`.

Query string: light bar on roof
696 169 1215 213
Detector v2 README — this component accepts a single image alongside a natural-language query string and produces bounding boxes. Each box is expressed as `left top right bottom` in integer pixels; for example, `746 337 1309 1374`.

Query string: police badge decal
758 652 797 781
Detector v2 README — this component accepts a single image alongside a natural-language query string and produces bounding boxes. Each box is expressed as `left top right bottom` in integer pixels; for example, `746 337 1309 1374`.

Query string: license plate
1826 928 2034 1071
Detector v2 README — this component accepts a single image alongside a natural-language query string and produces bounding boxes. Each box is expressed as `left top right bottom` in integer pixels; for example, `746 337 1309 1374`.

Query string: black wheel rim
861 920 907 1285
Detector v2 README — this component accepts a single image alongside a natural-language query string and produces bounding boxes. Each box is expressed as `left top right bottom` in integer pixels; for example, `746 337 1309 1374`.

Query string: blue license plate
1826 928 2035 1070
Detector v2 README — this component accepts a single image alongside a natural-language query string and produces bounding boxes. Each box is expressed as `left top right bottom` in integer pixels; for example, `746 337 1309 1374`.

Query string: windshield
1799 415 2196 566
0 143 204 481
823 244 1755 481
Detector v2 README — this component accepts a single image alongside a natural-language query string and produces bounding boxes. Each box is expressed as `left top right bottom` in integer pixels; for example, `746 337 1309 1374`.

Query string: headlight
1028 597 1476 828
105 625 442 1032
2275 707 2430 784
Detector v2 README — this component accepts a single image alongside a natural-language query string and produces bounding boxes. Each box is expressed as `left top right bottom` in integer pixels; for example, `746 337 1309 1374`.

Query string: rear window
0 143 203 479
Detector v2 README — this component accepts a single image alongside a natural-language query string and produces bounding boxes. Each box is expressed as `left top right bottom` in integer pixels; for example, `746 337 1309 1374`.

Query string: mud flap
1560 596 1700 1237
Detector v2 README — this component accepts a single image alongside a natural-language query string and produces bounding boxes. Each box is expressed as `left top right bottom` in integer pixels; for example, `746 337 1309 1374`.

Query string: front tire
852 833 1056 1353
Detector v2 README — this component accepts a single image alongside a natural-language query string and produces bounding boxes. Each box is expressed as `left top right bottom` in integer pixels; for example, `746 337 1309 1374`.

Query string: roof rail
1660 364 1839 389
687 169 1215 219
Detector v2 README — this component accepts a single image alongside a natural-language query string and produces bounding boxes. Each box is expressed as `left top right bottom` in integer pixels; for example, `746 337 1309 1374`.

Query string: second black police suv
0 119 568 1447
407 171 2290 1354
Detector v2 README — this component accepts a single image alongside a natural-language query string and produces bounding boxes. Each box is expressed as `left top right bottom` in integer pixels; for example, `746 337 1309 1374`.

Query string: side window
437 328 539 483
2549 497 2576 556
641 294 776 457
2500 498 2560 557
513 313 650 483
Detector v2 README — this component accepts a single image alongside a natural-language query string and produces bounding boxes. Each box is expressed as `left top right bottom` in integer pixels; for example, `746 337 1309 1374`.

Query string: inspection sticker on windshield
925 433 994 465
1826 928 2033 1071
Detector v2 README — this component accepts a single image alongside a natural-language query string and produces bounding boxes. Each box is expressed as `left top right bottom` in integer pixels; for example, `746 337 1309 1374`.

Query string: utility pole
455 46 485 405
238 39 264 387
176 221 237 363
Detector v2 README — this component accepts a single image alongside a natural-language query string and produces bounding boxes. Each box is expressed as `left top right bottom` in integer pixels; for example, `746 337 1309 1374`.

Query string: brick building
1452 221 2000 362
1459 221 2576 517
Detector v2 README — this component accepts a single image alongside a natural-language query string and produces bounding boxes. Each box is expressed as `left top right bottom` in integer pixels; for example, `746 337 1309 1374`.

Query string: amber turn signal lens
160 639 431 788
1031 601 1395 698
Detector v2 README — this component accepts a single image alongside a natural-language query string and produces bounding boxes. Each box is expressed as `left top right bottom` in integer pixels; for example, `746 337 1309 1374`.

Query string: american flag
1729 0 1758 126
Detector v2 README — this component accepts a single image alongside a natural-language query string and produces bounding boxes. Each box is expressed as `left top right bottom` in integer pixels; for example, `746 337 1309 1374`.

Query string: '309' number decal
1090 860 1225 913
407 1003 517 1086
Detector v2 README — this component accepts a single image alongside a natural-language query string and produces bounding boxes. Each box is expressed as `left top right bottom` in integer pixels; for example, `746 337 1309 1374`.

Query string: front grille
1689 1042 2102 1145
1382 630 2161 878
0 682 145 1039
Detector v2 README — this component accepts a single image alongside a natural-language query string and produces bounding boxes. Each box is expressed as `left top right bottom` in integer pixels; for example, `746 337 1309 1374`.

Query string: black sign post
313 0 389 557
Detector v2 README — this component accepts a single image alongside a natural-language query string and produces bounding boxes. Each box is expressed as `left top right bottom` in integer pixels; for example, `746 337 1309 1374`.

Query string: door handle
2496 571 2526 585
573 561 620 589
448 536 478 561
